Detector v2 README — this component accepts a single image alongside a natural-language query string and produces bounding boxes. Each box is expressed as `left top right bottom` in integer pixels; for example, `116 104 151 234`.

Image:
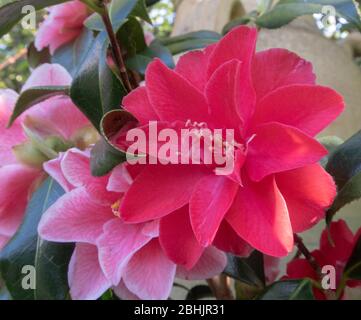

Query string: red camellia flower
116 26 344 267
286 220 361 299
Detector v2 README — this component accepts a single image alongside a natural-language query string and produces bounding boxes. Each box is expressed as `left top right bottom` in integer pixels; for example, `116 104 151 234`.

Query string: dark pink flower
116 26 343 262
286 220 361 299
38 149 227 300
35 0 89 54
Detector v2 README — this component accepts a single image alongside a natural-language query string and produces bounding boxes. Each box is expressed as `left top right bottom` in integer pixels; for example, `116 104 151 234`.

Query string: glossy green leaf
326 130 361 221
160 31 221 55
8 86 70 127
91 109 138 176
0 178 73 300
258 279 315 300
70 32 126 130
224 251 265 288
131 0 152 24
256 0 361 31
52 28 94 77
126 39 174 74
0 0 70 37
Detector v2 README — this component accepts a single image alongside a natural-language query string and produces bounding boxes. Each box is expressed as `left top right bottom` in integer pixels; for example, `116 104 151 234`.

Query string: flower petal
226 176 293 257
276 164 336 233
123 239 176 300
97 219 151 285
159 206 204 269
207 26 257 78
253 85 344 136
177 247 227 280
123 86 159 124
246 122 328 182
206 59 255 130
190 175 239 246
145 59 209 123
121 165 209 223
252 48 315 100
68 243 111 300
38 187 112 244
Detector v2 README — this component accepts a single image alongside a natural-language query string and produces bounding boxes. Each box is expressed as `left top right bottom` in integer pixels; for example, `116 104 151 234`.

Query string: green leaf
0 178 74 300
52 28 94 77
126 39 174 74
84 0 140 31
222 16 253 35
0 0 71 37
91 109 138 176
256 0 361 31
70 31 126 130
27 42 51 69
186 285 213 300
224 251 265 288
258 279 315 300
160 31 221 55
8 86 70 127
318 135 344 167
344 232 361 280
131 0 152 24
326 130 361 220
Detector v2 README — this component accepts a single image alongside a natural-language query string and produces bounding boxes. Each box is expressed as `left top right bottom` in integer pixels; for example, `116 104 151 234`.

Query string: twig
294 234 321 275
207 275 234 300
100 4 133 92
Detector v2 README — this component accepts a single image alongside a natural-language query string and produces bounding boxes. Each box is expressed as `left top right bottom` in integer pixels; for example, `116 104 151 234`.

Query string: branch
294 234 321 275
207 275 234 300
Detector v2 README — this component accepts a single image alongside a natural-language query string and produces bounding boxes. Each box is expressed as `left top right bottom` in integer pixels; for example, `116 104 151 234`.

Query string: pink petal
68 243 111 300
121 164 209 223
0 234 9 251
276 164 336 233
0 90 25 166
38 187 112 244
159 206 204 269
43 153 74 192
213 221 253 256
177 247 227 280
0 165 41 236
252 48 316 100
207 26 257 78
26 97 90 140
123 239 176 300
61 149 118 205
113 281 139 300
97 219 151 285
175 50 209 91
206 59 255 131
226 176 294 257
22 64 72 91
190 174 239 246
123 86 159 124
246 122 328 182
145 59 209 123
106 164 133 193
252 85 344 136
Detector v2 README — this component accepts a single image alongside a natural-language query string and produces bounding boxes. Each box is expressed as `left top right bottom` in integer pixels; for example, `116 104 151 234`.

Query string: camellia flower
286 220 361 299
35 0 89 54
116 26 344 264
0 64 94 250
38 149 227 300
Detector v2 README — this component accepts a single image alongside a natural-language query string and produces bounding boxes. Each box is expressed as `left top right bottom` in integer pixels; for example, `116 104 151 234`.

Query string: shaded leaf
258 279 315 300
8 86 70 127
0 178 73 300
186 285 213 300
344 232 361 280
224 251 265 288
27 42 51 69
256 0 361 31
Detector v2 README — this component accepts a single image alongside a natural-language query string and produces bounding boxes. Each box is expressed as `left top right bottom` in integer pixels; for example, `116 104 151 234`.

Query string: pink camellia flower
286 220 361 299
0 64 92 250
116 26 344 264
35 0 89 54
38 149 227 300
